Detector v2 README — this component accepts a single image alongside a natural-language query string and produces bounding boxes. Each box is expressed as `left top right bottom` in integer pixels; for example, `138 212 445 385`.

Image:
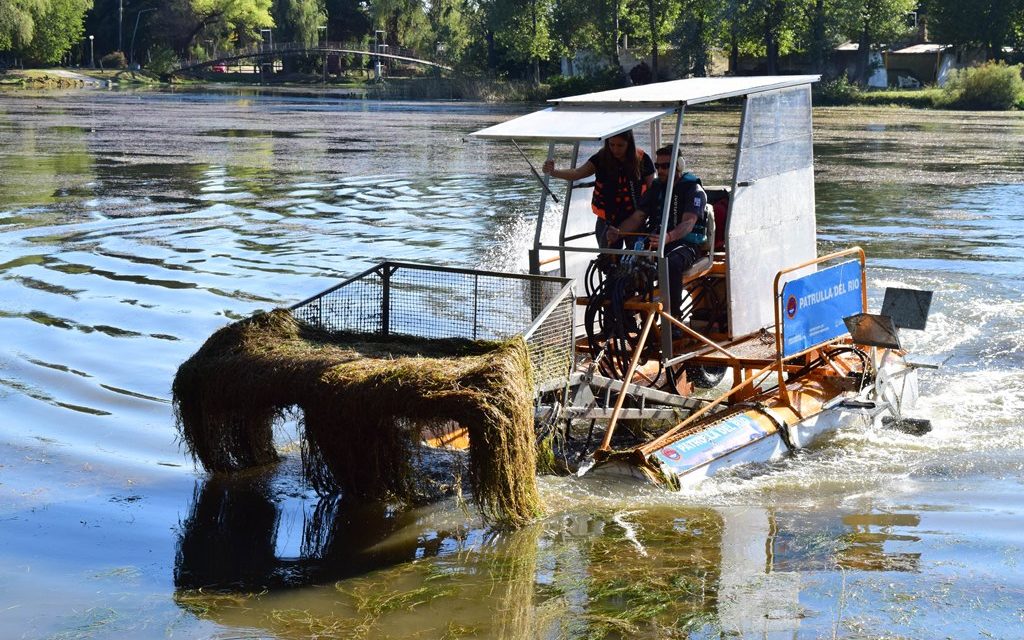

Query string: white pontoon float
292 76 934 490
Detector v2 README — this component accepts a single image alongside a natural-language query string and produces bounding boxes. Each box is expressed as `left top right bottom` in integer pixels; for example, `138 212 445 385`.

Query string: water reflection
174 474 464 591
173 475 926 638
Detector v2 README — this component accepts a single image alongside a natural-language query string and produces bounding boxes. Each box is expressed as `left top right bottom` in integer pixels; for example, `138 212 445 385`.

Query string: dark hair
655 144 683 161
655 144 685 172
597 131 640 182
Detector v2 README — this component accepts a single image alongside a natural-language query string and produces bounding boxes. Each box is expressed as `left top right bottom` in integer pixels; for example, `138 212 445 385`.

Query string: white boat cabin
472 75 822 359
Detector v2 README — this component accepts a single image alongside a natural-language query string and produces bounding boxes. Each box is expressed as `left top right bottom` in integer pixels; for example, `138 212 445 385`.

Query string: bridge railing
175 41 449 72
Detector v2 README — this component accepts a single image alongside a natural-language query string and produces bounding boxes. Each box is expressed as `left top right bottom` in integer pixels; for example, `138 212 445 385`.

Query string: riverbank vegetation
3 1 1024 113
4 1 1024 91
814 62 1024 110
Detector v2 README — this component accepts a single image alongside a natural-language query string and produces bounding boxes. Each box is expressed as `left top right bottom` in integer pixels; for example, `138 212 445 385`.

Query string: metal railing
290 261 575 392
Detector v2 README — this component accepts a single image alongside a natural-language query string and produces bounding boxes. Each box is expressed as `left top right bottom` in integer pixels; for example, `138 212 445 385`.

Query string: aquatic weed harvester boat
174 76 935 526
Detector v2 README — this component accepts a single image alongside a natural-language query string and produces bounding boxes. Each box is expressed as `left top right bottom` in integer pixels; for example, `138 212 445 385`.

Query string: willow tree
370 0 433 54
0 0 49 51
428 0 473 66
158 0 274 54
14 0 92 64
273 0 324 46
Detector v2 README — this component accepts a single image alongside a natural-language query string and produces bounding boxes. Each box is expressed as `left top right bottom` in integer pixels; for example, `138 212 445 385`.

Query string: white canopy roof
470 106 673 142
553 75 820 108
470 76 819 142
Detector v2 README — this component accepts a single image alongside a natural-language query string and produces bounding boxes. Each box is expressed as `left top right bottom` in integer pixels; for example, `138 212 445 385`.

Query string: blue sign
781 260 862 357
653 413 769 475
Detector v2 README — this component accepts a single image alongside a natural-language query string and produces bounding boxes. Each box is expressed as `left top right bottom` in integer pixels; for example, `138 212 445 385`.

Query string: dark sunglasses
654 161 671 169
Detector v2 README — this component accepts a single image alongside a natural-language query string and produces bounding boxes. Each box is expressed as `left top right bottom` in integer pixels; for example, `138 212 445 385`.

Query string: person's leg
594 217 609 249
595 216 626 250
666 246 697 319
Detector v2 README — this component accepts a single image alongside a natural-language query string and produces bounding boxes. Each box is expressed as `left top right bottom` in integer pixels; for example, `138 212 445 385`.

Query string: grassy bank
0 68 160 88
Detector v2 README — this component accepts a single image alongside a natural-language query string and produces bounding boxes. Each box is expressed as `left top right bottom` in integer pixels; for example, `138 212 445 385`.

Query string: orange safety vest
591 148 649 224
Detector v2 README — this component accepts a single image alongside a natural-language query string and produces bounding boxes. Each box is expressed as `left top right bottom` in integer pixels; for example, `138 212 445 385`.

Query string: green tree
487 0 554 84
550 0 616 73
718 0 801 75
0 0 49 50
20 0 92 64
673 0 724 76
371 0 432 54
923 0 1024 60
159 0 274 54
273 0 323 46
624 0 683 80
324 0 370 44
834 0 915 84
271 0 323 72
743 0 801 74
428 0 472 65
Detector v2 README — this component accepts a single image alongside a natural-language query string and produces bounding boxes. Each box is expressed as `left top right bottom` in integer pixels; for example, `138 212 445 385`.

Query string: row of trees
2 0 1023 83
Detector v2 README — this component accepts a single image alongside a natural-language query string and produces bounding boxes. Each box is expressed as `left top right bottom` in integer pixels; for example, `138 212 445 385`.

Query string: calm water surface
1 89 1023 639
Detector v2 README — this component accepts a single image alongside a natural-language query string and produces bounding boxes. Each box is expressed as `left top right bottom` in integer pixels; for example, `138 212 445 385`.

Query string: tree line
2 0 1022 83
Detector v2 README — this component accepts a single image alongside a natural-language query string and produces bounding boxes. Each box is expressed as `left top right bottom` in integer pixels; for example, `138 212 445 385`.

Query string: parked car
211 63 227 73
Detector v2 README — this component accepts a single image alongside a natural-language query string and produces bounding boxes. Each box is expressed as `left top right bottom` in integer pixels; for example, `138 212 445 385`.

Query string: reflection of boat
173 475 455 591
175 77 935 519
173 481 925 637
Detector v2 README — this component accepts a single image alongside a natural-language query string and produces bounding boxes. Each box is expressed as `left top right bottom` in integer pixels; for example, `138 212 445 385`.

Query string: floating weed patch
49 608 123 640
174 589 262 618
266 608 360 638
173 308 541 528
91 566 141 580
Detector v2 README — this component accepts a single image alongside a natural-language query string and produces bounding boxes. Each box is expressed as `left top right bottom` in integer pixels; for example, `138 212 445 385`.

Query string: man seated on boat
606 145 709 332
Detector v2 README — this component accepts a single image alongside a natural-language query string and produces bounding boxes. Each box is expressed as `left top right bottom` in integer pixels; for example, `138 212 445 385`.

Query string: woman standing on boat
542 131 655 248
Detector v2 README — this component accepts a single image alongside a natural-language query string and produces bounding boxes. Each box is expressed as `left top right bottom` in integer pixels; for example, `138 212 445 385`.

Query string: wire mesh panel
291 266 386 334
290 262 575 391
523 289 576 391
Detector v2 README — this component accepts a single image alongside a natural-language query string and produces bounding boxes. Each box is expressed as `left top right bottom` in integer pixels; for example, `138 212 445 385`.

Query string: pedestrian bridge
172 42 452 74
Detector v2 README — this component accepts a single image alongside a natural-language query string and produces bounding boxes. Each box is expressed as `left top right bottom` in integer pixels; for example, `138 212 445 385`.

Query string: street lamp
373 30 385 80
259 28 273 80
318 25 327 83
89 34 95 68
129 8 156 67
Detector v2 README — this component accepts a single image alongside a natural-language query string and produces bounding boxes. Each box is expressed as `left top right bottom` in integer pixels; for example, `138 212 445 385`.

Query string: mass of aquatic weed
172 308 541 528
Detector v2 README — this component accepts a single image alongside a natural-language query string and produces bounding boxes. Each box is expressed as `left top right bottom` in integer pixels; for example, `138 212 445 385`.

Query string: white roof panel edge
551 75 821 107
470 106 675 142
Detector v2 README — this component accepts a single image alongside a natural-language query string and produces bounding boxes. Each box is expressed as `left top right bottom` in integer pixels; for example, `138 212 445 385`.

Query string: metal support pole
659 107 685 360
556 142 580 278
381 265 393 336
472 274 479 339
598 309 658 452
